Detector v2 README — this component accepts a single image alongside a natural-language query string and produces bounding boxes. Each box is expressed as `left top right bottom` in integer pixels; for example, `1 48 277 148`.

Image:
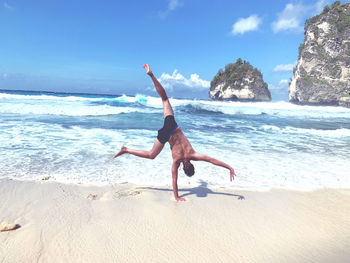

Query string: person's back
169 128 194 163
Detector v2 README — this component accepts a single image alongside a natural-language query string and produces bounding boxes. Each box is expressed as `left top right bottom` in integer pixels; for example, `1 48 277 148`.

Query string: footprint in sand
41 176 51 181
114 190 141 199
86 194 98 200
0 221 21 232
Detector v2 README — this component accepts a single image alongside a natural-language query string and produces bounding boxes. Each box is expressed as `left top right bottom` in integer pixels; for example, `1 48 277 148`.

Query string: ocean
1 89 349 190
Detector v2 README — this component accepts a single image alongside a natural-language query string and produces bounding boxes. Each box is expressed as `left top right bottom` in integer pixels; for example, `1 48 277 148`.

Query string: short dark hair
183 162 195 177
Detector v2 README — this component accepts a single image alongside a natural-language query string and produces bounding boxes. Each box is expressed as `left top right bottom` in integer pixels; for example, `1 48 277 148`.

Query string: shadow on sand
138 180 245 200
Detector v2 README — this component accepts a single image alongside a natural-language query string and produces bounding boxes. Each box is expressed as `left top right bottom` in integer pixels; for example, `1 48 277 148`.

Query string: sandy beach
0 178 349 263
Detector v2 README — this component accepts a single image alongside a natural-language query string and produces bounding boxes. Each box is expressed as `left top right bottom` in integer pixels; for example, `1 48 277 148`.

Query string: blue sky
0 0 343 100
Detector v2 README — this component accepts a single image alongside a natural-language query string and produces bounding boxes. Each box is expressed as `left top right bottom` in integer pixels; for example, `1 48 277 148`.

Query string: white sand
0 178 349 263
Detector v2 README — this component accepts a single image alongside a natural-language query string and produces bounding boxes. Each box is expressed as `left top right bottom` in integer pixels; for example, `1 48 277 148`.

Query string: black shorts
157 115 178 144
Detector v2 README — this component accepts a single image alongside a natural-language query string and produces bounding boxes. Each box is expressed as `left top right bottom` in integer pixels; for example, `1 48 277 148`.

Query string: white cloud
273 63 295 72
271 0 333 33
157 70 210 91
268 79 290 100
279 79 289 85
168 0 181 11
4 2 13 9
159 0 183 18
269 79 289 90
271 3 306 33
231 15 262 35
145 86 154 92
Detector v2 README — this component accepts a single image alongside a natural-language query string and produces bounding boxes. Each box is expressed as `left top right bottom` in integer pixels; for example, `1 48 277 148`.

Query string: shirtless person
114 64 236 201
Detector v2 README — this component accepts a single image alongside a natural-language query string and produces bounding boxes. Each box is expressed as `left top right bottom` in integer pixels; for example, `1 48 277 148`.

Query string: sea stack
209 58 271 101
289 1 350 107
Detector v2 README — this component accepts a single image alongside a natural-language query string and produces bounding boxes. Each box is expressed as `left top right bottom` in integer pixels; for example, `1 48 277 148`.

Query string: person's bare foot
114 146 127 158
143 64 152 76
0 221 20 232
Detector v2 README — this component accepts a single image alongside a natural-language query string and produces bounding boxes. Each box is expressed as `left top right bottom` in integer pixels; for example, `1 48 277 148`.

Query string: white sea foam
157 97 350 118
194 100 350 118
2 92 350 118
283 127 350 137
0 93 105 102
0 102 142 116
1 120 349 190
1 92 349 190
0 94 160 116
260 125 350 137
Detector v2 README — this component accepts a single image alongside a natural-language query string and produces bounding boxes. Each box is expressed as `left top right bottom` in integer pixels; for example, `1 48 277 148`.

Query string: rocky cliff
209 58 271 101
289 1 350 107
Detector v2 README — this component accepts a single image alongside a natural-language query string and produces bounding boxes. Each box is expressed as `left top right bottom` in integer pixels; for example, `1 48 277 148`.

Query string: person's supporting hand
114 146 127 158
230 168 236 182
143 64 153 76
175 197 186 202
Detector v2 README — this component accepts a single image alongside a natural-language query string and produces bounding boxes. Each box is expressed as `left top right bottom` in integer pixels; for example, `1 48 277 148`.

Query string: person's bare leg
114 139 164 159
143 64 174 117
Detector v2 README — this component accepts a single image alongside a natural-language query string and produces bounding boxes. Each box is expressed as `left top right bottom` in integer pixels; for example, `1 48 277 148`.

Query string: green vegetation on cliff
329 1 350 33
300 1 350 61
305 1 345 28
210 58 267 92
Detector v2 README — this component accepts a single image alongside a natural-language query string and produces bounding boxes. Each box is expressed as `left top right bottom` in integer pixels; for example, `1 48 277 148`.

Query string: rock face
209 58 271 101
289 1 350 107
339 96 350 107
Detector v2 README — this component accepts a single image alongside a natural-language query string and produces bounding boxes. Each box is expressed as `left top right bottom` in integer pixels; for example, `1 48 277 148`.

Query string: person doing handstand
114 64 236 201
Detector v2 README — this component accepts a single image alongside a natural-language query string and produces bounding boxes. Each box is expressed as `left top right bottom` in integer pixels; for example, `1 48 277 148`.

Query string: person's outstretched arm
172 161 186 202
191 153 236 181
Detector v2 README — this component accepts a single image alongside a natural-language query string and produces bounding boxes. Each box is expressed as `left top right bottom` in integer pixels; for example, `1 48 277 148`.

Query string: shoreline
1 178 350 262
2 176 350 193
